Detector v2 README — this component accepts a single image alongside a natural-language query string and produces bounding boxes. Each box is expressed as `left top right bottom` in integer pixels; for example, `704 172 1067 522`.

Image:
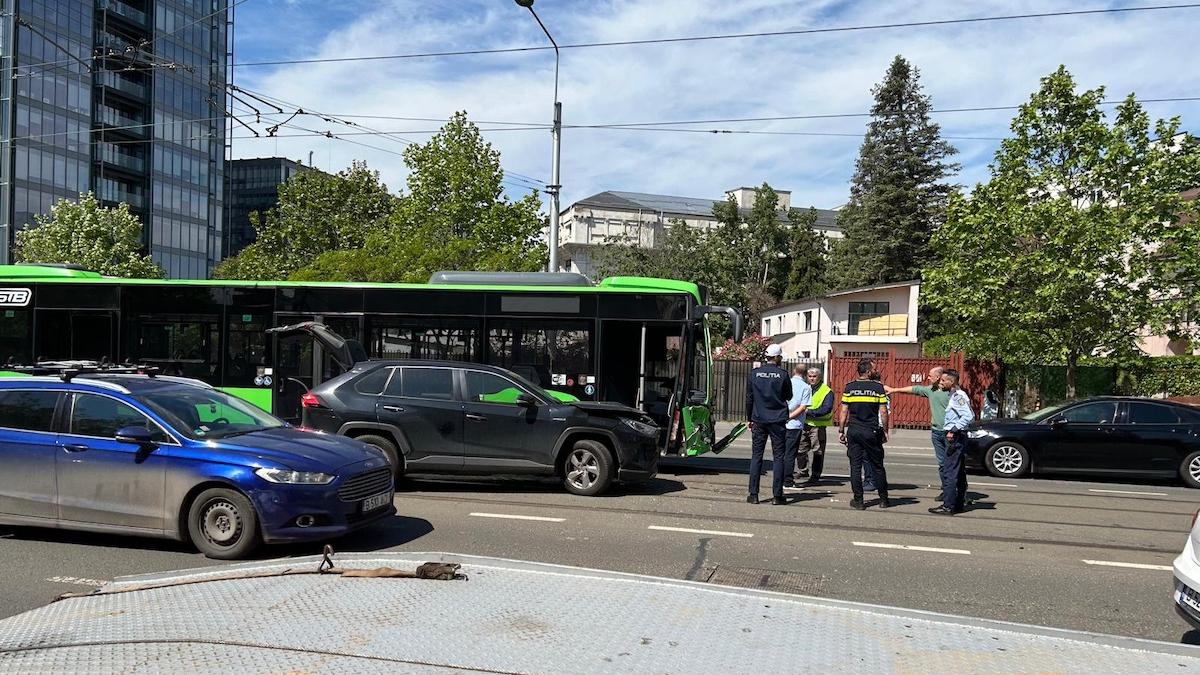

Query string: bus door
269 316 365 421
34 309 117 362
598 321 689 449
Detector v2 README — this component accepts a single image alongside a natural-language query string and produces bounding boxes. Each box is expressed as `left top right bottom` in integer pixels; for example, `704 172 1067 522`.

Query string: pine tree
782 207 826 300
827 55 959 289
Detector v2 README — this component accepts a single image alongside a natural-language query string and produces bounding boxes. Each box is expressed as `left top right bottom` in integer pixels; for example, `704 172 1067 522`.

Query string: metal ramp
0 552 1196 674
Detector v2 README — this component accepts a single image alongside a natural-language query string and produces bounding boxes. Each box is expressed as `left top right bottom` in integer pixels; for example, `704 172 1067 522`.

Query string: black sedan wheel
1181 451 1200 489
985 441 1031 478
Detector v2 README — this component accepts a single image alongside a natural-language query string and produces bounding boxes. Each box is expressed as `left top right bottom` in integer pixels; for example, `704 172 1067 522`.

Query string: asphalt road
1 426 1198 645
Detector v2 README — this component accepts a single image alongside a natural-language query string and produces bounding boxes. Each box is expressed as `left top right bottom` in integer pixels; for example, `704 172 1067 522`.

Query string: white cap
765 344 783 358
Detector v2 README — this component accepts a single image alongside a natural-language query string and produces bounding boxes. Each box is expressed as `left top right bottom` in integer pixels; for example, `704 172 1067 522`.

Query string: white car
1173 509 1200 630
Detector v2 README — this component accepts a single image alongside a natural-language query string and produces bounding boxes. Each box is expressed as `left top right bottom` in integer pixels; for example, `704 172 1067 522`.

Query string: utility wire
225 4 1200 69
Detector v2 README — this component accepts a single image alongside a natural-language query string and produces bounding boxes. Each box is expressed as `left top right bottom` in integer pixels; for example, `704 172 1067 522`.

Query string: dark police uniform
841 378 889 502
746 362 793 500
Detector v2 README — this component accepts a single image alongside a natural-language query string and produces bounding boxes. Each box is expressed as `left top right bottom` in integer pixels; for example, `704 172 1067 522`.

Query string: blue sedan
0 372 394 558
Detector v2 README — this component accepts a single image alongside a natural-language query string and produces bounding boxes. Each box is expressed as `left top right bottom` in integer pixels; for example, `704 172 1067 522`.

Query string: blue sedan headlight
254 468 336 485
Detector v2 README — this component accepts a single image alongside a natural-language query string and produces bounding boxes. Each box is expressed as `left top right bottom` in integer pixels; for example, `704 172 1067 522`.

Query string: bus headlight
621 417 659 436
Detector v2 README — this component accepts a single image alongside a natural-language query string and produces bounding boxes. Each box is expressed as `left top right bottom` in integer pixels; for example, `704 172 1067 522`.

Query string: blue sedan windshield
138 387 284 440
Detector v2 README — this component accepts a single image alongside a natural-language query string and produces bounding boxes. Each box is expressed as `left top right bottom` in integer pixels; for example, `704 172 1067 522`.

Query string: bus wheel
562 440 613 497
356 434 402 483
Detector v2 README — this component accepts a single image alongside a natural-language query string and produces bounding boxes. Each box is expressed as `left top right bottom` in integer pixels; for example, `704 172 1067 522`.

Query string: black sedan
964 397 1200 487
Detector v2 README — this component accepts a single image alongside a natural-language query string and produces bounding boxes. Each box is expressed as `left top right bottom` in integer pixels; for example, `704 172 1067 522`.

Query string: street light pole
516 0 561 273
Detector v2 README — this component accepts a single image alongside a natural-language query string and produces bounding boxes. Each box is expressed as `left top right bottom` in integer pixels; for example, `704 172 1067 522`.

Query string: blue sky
228 0 1200 211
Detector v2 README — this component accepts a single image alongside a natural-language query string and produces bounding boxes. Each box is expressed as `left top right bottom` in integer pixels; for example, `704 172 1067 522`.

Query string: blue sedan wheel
187 487 261 560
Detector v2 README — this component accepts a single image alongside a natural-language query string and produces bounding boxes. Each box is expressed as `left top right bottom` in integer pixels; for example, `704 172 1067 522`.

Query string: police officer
839 357 891 510
746 343 793 505
930 369 974 515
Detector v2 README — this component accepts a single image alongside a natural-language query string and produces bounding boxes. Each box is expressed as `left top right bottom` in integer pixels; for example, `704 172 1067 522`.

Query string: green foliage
828 55 959 289
1088 355 1200 397
215 161 395 280
924 66 1200 396
15 192 164 278
782 207 827 301
292 112 547 282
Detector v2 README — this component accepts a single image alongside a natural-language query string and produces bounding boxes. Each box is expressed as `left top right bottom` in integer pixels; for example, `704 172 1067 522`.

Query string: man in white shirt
783 363 813 489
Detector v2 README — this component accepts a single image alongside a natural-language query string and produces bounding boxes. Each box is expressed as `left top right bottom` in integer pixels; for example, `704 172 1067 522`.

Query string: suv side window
71 393 165 441
396 368 455 401
0 390 60 432
465 371 526 405
354 367 393 395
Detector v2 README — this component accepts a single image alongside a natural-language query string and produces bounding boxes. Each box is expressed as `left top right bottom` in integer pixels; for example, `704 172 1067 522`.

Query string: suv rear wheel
354 433 402 481
562 439 614 496
187 487 260 560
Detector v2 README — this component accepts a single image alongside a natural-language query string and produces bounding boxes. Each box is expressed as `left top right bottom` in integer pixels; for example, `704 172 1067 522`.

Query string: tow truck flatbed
0 552 1196 673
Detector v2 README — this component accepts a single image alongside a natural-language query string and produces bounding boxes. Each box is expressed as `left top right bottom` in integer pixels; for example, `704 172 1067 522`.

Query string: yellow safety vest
808 384 833 427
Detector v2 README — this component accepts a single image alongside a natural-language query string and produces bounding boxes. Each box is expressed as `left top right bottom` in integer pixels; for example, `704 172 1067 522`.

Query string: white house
760 280 922 359
556 187 842 277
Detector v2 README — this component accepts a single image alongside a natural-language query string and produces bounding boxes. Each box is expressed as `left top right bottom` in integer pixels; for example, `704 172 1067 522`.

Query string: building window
804 311 813 332
801 351 811 359
765 318 772 335
847 301 890 335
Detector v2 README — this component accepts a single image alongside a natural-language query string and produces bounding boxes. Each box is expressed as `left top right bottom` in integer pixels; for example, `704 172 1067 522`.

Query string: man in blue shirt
783 364 812 488
930 369 974 515
745 344 793 505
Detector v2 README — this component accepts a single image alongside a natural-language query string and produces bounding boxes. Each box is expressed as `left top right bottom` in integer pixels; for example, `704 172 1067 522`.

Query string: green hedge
1090 356 1200 397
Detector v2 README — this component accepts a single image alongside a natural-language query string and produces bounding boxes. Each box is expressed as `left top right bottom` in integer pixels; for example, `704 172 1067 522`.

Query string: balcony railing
829 313 910 337
97 0 148 27
96 106 147 136
97 183 144 210
97 144 145 173
97 71 146 100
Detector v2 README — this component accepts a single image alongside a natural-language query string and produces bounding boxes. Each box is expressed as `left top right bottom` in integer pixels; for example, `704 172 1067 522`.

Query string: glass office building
223 157 310 259
0 0 228 278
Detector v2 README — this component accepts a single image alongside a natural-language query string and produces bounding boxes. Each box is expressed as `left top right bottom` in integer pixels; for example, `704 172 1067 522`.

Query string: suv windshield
138 387 284 440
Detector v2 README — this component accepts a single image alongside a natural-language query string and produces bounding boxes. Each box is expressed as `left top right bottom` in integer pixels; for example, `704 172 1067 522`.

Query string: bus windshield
139 387 286 440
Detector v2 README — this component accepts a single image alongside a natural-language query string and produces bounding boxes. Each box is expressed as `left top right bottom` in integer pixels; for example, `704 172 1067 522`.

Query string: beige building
557 188 842 277
760 280 923 360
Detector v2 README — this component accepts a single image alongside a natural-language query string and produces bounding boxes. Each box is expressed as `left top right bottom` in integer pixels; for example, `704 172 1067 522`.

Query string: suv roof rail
6 361 160 382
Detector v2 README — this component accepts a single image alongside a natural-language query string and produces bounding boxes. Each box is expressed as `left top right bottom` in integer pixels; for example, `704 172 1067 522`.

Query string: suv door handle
63 444 89 453
465 413 487 422
381 405 405 413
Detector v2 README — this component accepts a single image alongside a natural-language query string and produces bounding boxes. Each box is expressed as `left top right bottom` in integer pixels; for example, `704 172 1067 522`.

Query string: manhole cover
697 565 826 595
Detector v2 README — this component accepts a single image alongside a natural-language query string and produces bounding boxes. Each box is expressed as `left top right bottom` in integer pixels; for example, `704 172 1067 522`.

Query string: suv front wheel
562 439 614 496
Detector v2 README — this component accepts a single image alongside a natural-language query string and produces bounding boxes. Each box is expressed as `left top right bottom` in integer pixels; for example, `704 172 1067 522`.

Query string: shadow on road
0 525 194 555
280 515 435 557
1181 630 1200 645
403 475 687 498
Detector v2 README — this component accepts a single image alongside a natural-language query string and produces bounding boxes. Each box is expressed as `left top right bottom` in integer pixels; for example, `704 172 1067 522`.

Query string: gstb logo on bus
0 288 31 307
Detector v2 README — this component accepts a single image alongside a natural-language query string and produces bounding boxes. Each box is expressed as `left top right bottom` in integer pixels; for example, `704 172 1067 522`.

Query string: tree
293 112 547 282
828 55 959 289
782 207 827 300
214 161 395 280
15 192 163 278
924 66 1200 397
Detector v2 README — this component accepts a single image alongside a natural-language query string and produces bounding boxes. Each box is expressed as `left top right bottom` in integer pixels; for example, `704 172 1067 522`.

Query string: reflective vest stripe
808 384 833 427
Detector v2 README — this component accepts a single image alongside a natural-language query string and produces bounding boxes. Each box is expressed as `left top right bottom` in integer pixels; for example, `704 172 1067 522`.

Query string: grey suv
300 360 660 496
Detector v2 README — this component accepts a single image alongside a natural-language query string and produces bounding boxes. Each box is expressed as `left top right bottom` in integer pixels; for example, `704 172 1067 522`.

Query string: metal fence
712 359 824 420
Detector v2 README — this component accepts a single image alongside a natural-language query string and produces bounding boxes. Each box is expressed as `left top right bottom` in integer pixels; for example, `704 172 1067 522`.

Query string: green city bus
0 265 744 456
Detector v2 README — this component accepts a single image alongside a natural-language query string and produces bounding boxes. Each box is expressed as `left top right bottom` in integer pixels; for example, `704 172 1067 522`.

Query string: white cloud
232 0 1200 210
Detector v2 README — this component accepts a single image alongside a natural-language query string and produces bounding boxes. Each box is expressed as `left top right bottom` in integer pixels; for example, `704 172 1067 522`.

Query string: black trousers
941 433 969 511
749 422 787 498
846 426 888 500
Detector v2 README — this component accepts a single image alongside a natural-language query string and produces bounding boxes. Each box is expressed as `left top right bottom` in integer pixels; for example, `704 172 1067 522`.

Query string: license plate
361 491 392 513
1177 583 1200 613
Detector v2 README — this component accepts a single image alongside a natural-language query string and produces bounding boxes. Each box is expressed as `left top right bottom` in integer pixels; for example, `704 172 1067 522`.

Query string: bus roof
0 266 703 302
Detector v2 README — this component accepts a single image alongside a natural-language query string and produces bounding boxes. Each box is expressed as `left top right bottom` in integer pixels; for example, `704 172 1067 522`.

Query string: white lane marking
971 481 1019 488
1082 559 1172 571
888 462 940 468
45 576 107 586
1087 488 1169 497
648 525 753 538
469 512 565 523
853 541 971 555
